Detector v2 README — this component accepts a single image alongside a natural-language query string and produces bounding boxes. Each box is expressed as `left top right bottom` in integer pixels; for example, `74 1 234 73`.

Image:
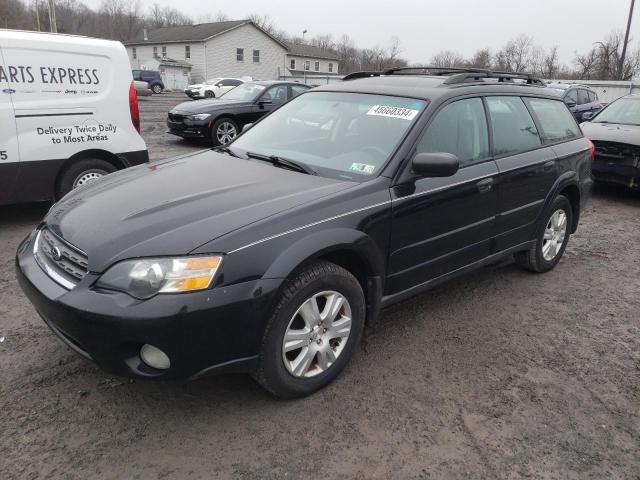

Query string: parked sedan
581 93 640 190
168 81 311 145
184 77 244 99
547 83 601 122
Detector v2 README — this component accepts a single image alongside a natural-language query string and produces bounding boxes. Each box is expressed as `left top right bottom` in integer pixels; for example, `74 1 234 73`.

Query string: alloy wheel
282 291 352 378
542 209 567 261
216 122 237 144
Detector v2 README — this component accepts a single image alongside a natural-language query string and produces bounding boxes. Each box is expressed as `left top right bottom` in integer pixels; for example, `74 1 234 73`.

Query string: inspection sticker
349 163 376 174
366 105 419 120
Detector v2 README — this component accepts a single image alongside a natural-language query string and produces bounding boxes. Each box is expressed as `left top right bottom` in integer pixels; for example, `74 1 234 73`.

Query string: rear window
486 96 541 156
526 98 580 143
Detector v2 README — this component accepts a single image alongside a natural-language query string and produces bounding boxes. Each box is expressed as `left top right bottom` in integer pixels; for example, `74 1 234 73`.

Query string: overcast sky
84 0 638 65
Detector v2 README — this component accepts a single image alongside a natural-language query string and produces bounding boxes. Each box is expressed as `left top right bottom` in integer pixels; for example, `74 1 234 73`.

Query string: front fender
262 227 385 280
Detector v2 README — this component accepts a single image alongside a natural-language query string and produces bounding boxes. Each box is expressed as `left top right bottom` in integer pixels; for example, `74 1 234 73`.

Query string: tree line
1 0 638 80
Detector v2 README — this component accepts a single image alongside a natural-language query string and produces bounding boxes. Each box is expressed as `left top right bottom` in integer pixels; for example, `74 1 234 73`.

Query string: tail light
587 139 595 161
129 81 141 134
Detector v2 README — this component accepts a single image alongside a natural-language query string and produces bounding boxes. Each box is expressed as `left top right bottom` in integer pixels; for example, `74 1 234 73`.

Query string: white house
125 20 340 85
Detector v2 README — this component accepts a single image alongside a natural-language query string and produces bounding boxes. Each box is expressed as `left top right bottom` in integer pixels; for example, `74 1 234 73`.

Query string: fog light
140 344 170 370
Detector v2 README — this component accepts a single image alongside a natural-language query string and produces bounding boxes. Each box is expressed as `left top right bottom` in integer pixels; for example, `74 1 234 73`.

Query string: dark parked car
580 93 640 190
167 81 311 145
547 83 601 122
16 68 593 398
132 69 164 94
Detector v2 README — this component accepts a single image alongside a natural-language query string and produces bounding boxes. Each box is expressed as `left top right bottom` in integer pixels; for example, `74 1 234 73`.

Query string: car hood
187 84 209 89
581 122 640 146
45 152 353 272
171 99 252 114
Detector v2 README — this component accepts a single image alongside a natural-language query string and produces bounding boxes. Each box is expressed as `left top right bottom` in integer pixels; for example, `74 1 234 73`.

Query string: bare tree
466 48 492 69
540 46 560 78
430 50 465 68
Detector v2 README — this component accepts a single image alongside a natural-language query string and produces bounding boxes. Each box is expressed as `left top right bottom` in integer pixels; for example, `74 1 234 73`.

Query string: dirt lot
1 93 639 479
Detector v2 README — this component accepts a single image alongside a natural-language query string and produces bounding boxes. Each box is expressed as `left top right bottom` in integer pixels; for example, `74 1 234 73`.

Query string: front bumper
592 155 640 189
15 232 281 380
166 120 208 139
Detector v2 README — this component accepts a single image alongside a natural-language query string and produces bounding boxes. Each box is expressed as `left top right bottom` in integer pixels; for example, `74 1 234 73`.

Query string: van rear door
0 46 20 205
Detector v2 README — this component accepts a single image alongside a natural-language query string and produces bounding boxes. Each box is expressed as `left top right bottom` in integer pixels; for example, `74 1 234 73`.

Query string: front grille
592 141 640 167
168 112 185 122
34 227 88 289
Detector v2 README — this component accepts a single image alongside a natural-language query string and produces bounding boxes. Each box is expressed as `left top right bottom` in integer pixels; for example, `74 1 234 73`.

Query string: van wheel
211 117 238 146
205 91 215 98
57 159 116 199
254 261 365 398
152 84 163 94
516 195 572 273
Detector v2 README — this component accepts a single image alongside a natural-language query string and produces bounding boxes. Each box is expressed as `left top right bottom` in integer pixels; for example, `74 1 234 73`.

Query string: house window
236 48 244 62
314 61 320 72
185 45 190 59
153 46 158 58
132 47 137 60
304 60 310 71
329 63 333 73
253 50 260 63
161 46 167 57
290 58 296 70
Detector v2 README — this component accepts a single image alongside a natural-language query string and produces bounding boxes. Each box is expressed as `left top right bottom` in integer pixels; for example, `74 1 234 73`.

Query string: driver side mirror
257 99 273 108
582 112 594 121
412 152 459 177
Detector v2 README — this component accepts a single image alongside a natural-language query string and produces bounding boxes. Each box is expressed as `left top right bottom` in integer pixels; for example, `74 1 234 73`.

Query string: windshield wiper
245 151 316 175
213 146 241 158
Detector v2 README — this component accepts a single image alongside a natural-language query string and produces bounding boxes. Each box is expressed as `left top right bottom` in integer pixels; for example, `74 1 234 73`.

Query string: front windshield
593 97 640 126
231 91 427 180
205 78 221 85
220 83 266 101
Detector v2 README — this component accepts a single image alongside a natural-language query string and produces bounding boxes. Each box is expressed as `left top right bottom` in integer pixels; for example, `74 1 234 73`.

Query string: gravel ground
0 93 639 479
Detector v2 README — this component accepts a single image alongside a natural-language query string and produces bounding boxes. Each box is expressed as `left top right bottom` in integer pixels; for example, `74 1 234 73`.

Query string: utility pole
47 0 57 33
619 0 635 80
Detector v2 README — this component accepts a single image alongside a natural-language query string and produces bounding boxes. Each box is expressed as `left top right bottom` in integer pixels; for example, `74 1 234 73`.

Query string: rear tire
516 195 572 273
152 84 163 94
254 261 365 398
56 158 116 199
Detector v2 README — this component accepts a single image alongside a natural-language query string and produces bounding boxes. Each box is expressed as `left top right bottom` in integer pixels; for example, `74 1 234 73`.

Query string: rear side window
526 98 580 143
416 98 489 166
486 96 541 156
588 91 598 103
577 89 590 105
291 85 309 96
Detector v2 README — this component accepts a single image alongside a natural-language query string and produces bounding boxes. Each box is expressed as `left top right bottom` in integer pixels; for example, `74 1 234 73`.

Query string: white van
0 30 148 205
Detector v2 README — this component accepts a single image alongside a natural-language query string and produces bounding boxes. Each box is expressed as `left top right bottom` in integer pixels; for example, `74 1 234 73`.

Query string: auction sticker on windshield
367 105 420 120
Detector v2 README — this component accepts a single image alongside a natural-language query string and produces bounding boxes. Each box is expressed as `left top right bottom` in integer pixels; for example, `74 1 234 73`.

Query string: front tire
210 117 238 146
152 84 163 94
56 158 116 199
205 90 215 98
254 261 365 398
516 195 572 273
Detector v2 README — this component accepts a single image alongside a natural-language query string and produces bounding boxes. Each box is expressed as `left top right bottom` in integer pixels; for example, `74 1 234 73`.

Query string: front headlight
96 255 223 299
188 113 211 121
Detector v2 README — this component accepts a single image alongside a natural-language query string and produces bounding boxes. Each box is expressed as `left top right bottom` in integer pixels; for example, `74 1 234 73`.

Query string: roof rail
342 71 383 81
342 66 544 85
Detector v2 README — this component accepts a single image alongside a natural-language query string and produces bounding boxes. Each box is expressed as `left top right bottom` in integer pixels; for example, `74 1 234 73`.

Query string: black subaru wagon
16 68 593 398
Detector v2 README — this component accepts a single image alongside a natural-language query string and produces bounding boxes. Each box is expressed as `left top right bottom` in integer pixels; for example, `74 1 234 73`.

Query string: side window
416 97 489 167
253 50 260 63
577 89 590 105
588 91 598 103
564 89 577 105
526 98 580 143
291 85 308 97
132 70 141 80
290 58 296 70
263 85 288 105
228 79 242 87
486 96 541 156
236 48 244 62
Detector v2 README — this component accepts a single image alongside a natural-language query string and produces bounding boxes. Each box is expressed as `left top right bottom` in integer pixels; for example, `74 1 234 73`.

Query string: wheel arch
55 149 125 196
261 228 385 326
542 171 581 233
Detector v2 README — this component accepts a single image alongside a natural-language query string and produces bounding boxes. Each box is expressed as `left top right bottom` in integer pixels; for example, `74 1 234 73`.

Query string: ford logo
51 246 63 261
2 88 16 94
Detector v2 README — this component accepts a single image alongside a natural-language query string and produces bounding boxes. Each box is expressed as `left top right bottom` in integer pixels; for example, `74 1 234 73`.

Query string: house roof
286 43 340 61
125 20 286 48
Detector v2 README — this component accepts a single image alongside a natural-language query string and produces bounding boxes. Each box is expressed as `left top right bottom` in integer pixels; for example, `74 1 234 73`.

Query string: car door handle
542 160 555 171
476 178 493 193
